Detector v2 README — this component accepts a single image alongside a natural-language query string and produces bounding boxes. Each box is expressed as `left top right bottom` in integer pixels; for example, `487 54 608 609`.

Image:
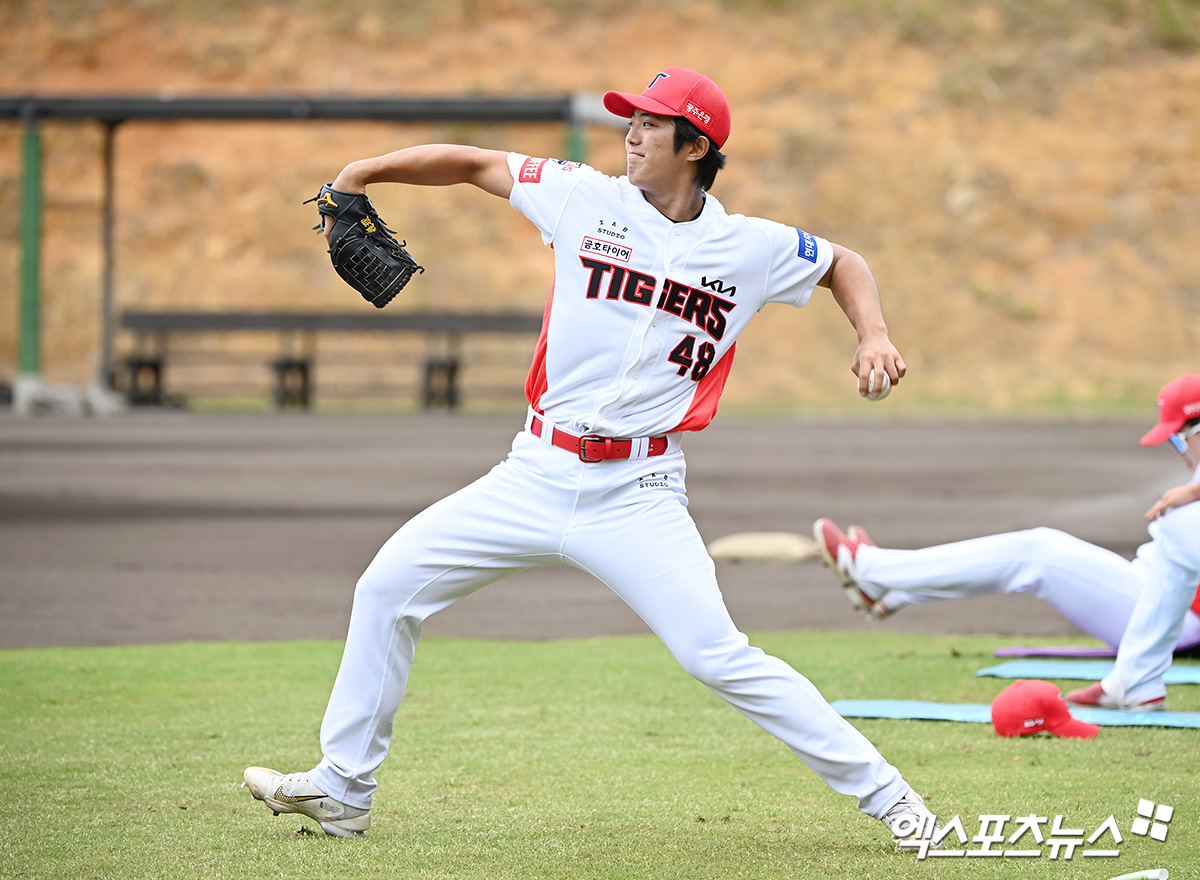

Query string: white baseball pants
313 417 909 817
854 527 1200 692
1104 503 1200 704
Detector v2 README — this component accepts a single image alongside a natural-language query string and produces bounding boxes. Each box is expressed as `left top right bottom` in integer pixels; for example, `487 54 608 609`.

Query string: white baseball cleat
812 518 888 618
242 766 370 838
881 789 941 851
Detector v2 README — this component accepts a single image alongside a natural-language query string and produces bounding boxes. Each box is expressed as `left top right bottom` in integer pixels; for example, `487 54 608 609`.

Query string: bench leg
422 356 460 409
272 358 312 409
125 357 164 406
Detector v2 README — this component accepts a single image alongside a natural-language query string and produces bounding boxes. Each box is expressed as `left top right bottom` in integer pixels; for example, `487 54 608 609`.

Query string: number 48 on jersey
669 335 716 381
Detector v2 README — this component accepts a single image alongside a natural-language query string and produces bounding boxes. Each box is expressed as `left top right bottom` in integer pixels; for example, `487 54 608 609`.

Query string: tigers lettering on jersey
579 256 736 341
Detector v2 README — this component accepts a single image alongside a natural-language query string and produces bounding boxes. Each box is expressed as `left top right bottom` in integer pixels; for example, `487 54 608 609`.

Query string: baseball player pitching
244 67 935 847
815 373 1200 711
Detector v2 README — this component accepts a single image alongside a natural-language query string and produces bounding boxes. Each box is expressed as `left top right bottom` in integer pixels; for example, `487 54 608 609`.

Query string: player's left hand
1146 481 1200 521
853 333 905 399
305 183 424 309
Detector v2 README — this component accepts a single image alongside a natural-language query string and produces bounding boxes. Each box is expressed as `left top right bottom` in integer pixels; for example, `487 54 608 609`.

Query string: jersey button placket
631 305 657 381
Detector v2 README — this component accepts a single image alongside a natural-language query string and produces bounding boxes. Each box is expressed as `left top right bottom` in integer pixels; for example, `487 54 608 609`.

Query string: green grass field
2 631 1196 880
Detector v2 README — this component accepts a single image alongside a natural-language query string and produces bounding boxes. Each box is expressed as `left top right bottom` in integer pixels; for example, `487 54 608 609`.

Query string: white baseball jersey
507 153 833 438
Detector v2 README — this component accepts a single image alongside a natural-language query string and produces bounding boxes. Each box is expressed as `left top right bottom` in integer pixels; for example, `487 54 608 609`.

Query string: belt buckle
578 434 613 462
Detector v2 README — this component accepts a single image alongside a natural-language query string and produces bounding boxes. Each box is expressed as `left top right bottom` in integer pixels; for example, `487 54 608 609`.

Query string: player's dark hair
673 117 726 191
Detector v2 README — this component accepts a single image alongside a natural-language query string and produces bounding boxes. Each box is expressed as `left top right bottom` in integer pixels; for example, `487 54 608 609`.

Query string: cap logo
1023 717 1044 728
647 71 671 90
1185 401 1200 416
685 101 712 126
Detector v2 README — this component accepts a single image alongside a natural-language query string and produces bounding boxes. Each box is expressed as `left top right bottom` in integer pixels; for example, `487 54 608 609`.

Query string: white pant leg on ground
314 429 909 819
855 528 1146 647
559 449 909 820
1104 503 1200 704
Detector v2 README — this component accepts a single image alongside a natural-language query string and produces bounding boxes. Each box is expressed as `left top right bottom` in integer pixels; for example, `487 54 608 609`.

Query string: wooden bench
119 310 543 409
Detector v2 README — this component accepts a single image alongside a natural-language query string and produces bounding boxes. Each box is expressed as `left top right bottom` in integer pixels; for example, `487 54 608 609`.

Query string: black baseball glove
305 183 423 308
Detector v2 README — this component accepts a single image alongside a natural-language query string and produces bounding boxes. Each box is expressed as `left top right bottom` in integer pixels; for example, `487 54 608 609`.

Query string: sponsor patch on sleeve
796 229 819 263
519 157 549 184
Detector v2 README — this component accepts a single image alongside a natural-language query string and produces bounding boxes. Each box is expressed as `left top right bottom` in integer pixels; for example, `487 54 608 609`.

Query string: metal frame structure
1 92 616 406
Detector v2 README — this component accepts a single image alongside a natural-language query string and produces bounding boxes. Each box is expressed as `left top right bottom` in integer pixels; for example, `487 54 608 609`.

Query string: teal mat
831 699 1200 728
975 659 1200 683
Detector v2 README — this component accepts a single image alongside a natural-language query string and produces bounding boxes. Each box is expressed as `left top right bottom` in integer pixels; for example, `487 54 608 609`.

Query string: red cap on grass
1140 374 1200 446
604 67 732 149
991 679 1099 739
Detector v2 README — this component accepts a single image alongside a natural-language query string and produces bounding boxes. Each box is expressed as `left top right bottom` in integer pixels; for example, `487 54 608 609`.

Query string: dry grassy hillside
2 0 1198 414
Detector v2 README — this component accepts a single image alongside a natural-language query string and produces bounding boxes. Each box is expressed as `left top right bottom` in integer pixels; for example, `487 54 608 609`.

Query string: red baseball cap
1140 374 1200 446
603 67 732 149
991 679 1100 739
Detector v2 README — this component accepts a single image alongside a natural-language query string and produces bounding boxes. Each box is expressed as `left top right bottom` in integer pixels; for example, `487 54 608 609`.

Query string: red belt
531 415 668 462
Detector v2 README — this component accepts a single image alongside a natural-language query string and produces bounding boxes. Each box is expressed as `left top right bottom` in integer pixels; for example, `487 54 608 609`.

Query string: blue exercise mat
831 699 1200 728
975 659 1200 683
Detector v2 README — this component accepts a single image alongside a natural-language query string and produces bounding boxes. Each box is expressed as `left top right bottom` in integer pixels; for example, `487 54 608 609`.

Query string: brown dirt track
0 411 1178 651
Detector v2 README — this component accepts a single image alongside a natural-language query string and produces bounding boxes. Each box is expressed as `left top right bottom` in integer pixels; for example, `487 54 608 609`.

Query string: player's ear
687 135 711 162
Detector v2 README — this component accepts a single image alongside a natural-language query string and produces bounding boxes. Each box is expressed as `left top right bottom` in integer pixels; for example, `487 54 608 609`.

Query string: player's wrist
331 162 371 193
855 324 890 344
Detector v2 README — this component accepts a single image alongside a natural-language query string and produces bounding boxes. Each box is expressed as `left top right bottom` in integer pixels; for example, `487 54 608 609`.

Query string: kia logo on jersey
701 276 737 297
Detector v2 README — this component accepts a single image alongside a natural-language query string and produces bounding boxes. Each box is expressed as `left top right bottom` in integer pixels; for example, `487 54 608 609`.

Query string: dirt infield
0 411 1177 650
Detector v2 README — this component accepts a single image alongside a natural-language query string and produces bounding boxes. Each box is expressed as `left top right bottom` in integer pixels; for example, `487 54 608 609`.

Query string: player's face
625 111 688 189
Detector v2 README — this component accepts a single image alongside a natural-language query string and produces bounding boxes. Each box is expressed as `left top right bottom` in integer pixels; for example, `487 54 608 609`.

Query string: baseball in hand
865 368 891 401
